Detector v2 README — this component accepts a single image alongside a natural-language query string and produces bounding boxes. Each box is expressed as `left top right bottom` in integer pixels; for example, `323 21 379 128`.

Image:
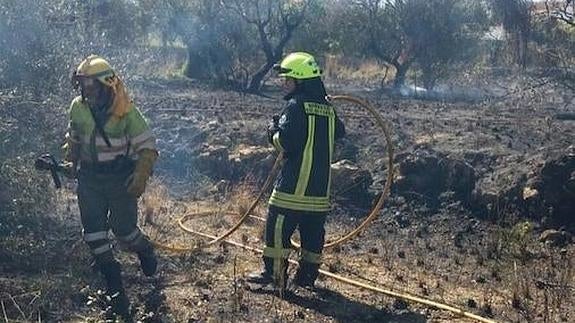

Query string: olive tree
346 0 489 89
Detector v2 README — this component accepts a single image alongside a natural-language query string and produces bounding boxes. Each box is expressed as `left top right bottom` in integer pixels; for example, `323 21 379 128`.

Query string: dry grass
323 54 394 86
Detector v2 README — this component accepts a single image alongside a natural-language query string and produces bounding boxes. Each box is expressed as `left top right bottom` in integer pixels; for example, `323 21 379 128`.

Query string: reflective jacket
65 96 156 165
269 83 345 213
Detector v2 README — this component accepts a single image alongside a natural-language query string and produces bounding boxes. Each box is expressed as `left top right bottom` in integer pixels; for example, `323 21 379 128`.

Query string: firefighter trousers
77 169 153 267
262 205 327 286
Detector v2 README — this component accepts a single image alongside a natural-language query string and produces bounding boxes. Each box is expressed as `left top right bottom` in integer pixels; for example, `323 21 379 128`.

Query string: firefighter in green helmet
64 55 158 320
247 52 345 290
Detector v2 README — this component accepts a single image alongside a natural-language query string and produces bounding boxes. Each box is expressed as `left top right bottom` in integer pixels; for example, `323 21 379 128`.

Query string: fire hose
147 95 497 322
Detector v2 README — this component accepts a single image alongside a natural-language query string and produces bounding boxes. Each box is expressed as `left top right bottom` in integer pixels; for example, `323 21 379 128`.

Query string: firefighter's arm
60 99 83 178
125 106 158 197
271 101 306 153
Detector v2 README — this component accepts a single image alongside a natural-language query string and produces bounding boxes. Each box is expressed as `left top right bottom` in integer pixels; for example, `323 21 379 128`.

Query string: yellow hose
184 224 498 323
152 95 393 251
146 96 497 322
291 95 394 249
150 155 283 252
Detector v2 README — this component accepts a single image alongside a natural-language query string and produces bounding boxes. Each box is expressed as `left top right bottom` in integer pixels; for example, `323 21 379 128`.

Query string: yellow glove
126 149 158 197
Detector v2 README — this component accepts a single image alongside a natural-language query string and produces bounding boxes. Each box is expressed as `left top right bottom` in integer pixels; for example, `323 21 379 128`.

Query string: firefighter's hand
267 115 280 142
58 161 77 179
125 149 157 198
125 172 148 198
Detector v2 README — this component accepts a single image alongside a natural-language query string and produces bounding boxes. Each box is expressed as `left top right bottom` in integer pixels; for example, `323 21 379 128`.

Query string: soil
1 76 574 322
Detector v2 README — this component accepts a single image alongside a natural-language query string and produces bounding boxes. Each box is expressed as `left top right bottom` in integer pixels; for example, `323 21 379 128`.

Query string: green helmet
274 52 322 80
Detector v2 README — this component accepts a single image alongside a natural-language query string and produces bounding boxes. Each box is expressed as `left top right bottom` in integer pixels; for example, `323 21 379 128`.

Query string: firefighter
64 55 158 319
247 52 345 290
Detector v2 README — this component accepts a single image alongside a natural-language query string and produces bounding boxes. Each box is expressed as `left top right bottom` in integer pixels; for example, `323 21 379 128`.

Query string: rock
229 145 275 182
539 229 571 247
395 147 476 208
522 186 539 200
209 180 230 195
479 149 575 230
195 144 231 179
331 159 373 207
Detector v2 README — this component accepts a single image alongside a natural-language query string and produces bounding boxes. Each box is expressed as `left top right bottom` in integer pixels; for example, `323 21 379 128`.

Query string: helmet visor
77 76 97 88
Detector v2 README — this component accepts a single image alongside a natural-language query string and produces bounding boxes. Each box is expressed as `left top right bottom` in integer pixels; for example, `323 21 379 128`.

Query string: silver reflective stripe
83 231 108 242
80 135 128 147
92 244 112 255
131 130 153 145
118 229 140 242
132 139 156 152
97 151 130 162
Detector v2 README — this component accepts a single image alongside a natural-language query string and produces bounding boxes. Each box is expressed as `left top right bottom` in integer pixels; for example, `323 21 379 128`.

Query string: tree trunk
246 62 274 93
184 46 210 80
393 63 409 88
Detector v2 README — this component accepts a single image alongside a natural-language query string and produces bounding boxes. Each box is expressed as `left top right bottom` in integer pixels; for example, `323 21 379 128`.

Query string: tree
154 0 312 91
225 0 313 93
348 0 412 88
490 0 532 67
551 0 575 27
165 0 244 84
406 0 489 88
531 0 575 90
348 0 489 89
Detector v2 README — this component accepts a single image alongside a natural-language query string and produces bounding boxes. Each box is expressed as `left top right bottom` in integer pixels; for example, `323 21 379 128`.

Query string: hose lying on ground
183 222 498 323
146 96 496 322
151 95 394 252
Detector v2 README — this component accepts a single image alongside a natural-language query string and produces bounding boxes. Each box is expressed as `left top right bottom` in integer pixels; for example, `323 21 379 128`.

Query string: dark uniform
249 52 345 288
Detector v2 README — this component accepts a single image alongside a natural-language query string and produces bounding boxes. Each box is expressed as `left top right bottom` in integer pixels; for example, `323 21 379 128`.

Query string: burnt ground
1 76 574 323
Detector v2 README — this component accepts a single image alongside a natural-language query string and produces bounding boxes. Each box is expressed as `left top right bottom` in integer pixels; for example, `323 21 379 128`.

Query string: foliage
330 0 490 89
163 0 314 91
531 6 575 90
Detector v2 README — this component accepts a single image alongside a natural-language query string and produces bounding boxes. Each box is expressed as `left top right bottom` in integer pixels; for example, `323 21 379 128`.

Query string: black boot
137 246 158 277
99 260 132 321
109 291 132 322
294 262 320 288
246 271 274 284
246 256 274 285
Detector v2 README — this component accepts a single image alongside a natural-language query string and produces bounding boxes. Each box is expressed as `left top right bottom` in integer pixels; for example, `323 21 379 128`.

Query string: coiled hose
147 95 497 323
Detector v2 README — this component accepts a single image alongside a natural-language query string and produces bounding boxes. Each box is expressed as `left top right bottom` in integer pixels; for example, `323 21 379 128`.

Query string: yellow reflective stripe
272 132 284 152
300 249 322 264
95 144 130 153
327 113 335 198
269 197 331 212
273 214 286 281
304 102 335 117
81 135 128 147
295 115 315 196
117 228 141 242
263 246 291 259
272 190 329 203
